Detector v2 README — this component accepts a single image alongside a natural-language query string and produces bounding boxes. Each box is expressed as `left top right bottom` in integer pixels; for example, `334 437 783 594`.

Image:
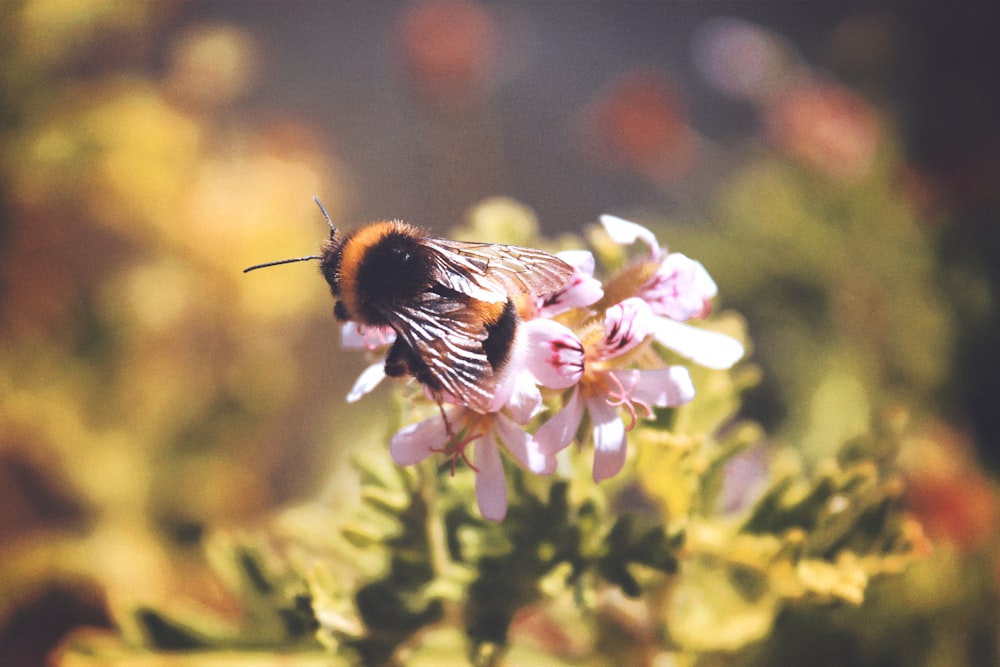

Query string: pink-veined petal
640 253 717 321
599 214 661 258
521 319 585 389
475 435 508 521
389 412 450 465
620 366 696 408
536 250 604 317
651 317 745 369
594 297 653 360
495 413 555 475
346 362 387 403
589 395 627 483
534 386 585 455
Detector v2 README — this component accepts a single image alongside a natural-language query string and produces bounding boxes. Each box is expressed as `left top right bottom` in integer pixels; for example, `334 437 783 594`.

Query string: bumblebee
245 199 573 413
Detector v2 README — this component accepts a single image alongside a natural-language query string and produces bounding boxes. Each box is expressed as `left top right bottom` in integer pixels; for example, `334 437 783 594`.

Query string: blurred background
2 1 999 665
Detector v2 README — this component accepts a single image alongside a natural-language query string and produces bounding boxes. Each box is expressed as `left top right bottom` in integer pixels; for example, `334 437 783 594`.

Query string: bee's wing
378 294 498 413
423 239 574 301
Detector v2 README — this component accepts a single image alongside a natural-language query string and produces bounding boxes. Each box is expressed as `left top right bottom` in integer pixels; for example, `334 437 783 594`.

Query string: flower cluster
342 216 743 520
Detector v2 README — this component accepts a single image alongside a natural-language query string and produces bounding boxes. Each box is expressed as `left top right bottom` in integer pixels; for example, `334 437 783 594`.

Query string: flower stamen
603 372 653 432
431 427 483 476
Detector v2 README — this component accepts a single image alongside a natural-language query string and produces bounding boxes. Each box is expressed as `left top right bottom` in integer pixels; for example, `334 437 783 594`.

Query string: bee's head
242 196 338 276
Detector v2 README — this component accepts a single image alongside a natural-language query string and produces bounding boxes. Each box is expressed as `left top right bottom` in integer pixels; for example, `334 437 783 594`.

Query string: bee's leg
429 391 480 475
432 391 456 443
382 340 453 435
381 340 470 469
383 338 414 378
333 301 351 321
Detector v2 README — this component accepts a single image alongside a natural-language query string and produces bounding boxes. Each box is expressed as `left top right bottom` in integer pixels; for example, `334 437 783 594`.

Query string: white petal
534 387 585 455
500 370 543 425
599 214 661 257
692 258 719 299
651 317 745 369
475 435 508 521
389 412 449 465
536 250 604 316
495 413 555 475
346 362 387 403
340 322 395 350
487 326 541 418
557 249 596 275
589 396 627 483
340 322 366 349
622 367 696 408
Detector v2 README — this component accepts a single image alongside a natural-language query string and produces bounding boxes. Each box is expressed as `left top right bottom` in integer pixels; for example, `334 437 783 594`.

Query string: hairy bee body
246 206 573 413
324 222 430 323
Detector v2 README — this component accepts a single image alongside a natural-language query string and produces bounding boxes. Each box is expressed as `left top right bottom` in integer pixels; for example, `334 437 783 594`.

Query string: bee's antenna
242 255 322 273
243 196 337 273
313 195 337 238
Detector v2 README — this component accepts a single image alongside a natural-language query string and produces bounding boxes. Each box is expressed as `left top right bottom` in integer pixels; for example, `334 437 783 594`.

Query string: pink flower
388 319 577 521
485 317 583 419
600 215 744 370
339 214 741 520
390 406 556 521
599 214 716 319
638 251 717 321
534 298 695 482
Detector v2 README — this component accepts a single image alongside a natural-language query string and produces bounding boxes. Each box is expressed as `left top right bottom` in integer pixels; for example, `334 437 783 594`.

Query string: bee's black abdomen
483 299 518 372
